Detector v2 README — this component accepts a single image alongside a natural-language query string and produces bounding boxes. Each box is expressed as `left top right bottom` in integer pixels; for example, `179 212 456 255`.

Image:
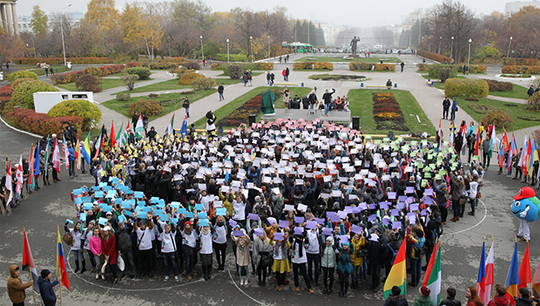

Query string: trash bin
394 83 397 88
249 114 257 126
301 83 304 87
67 62 72 69
360 83 364 88
352 116 360 130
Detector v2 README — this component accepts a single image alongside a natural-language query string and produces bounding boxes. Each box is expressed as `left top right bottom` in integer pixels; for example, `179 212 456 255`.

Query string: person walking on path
528 85 535 98
323 89 335 117
285 67 290 81
45 66 49 77
7 265 33 306
218 83 224 101
400 62 405 72
50 66 54 75
450 98 458 121
183 97 190 118
442 97 451 120
38 269 60 306
282 69 287 81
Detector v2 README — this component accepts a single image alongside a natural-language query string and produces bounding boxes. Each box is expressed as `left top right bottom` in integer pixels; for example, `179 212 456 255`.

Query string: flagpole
491 236 495 300
23 227 38 306
57 224 63 306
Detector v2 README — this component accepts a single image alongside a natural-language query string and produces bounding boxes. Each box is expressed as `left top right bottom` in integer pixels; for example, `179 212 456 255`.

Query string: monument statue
350 36 360 54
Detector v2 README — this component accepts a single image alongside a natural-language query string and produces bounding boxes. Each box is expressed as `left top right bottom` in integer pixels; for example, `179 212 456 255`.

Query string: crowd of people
281 87 349 115
42 117 497 300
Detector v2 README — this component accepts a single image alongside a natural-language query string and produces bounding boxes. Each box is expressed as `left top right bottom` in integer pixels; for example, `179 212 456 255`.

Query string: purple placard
351 224 363 234
368 204 377 210
382 218 390 225
407 212 416 219
294 227 304 235
345 206 354 214
397 202 406 210
248 213 259 221
315 218 325 225
424 197 434 205
379 202 390 209
407 197 415 204
306 221 317 229
359 203 368 210
398 196 408 202
409 204 419 211
229 219 238 228
387 192 397 199
352 207 362 214
279 220 290 228
337 211 347 219
326 211 335 218
254 228 264 236
330 214 341 223
406 186 415 194
322 228 333 235
273 232 285 241
368 214 377 222
294 216 305 224
339 235 350 243
425 189 434 196
421 208 429 216
392 222 401 230
233 230 245 237
390 209 400 217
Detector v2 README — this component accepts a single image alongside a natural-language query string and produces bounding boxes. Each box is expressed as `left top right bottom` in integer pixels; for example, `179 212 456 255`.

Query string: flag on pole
81 131 91 165
488 126 497 158
507 134 518 171
533 256 540 295
94 130 102 159
478 240 495 304
15 154 23 196
166 114 175 135
110 121 116 148
119 122 130 148
52 138 61 173
498 132 508 169
523 139 532 177
180 114 188 136
115 122 124 147
28 144 34 190
518 241 531 289
474 129 481 156
449 122 455 148
460 125 467 155
505 241 520 298
528 140 538 178
56 226 70 290
518 135 528 172
438 119 442 148
75 135 81 171
22 229 40 293
422 241 441 306
383 235 407 299
5 160 13 206
62 134 69 170
43 139 50 176
33 142 40 176
135 115 144 138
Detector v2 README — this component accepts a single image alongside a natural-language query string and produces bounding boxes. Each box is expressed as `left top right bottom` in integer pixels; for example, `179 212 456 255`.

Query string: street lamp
450 36 454 60
467 38 472 75
250 36 254 63
507 36 513 59
267 36 270 58
226 39 230 63
60 3 72 66
438 36 442 54
200 35 204 62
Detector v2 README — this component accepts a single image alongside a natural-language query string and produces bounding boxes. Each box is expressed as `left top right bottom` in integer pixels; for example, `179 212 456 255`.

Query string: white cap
52 134 57 138
103 226 111 231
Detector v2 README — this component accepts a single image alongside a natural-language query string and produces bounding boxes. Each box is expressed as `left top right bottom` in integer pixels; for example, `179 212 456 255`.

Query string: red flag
110 121 116 148
15 155 23 195
52 138 61 173
5 160 12 205
23 229 40 293
28 144 34 187
523 140 532 177
518 241 531 289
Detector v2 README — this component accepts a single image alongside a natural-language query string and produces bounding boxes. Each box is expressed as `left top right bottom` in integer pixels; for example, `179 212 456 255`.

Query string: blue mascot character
512 186 540 241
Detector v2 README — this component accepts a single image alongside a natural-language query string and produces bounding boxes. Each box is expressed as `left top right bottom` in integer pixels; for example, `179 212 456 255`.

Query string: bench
365 85 392 89
426 79 434 86
273 82 299 86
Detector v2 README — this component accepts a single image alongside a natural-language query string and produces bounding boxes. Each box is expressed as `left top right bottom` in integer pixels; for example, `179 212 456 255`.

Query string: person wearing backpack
486 284 510 306
384 231 402 281
408 228 425 287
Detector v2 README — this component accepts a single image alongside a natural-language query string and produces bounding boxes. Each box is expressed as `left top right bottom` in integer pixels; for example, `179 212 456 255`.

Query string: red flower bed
217 94 262 127
4 109 83 136
50 64 124 85
372 93 409 131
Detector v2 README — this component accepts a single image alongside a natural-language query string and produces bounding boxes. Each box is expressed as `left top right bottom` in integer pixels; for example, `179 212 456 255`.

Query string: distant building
17 11 83 33
1 0 19 35
505 1 540 14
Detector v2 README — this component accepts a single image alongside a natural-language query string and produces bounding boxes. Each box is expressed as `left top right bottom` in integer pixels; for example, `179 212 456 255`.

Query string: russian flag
478 241 494 304
56 226 70 290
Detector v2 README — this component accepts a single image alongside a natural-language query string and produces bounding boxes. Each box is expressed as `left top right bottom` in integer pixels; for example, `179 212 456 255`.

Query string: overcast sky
19 0 508 27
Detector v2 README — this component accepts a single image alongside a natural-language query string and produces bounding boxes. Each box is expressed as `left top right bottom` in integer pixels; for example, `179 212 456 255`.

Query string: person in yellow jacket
218 188 234 216
350 232 365 289
7 265 33 306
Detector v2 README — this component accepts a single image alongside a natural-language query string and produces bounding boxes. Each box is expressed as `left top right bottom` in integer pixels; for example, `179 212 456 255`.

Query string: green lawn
57 78 146 91
102 89 216 121
213 78 241 85
488 85 529 100
457 97 540 132
217 72 264 77
295 56 402 63
115 79 190 95
347 89 436 135
192 86 315 129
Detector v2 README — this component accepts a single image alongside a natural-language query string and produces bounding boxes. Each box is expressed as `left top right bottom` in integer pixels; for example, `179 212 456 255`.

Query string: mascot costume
511 186 540 240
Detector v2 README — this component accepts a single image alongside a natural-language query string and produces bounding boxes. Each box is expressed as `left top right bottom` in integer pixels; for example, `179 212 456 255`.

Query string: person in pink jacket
89 227 103 280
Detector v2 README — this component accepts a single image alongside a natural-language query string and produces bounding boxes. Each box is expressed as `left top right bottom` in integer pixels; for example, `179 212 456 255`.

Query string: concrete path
487 95 528 104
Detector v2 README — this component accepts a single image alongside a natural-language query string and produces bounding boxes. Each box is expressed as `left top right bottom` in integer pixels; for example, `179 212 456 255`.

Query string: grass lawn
217 72 264 77
115 79 190 95
213 78 241 85
192 86 315 129
295 56 402 63
57 78 146 91
457 97 540 132
347 89 436 135
488 84 529 100
102 89 216 121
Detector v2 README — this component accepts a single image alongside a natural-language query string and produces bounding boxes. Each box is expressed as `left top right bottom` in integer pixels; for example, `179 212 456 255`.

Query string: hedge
6 71 39 82
48 99 102 131
211 63 224 70
294 62 333 70
125 62 177 70
505 58 539 66
428 64 458 80
216 53 248 62
126 67 151 80
221 63 275 77
50 64 124 84
483 79 513 92
7 80 59 111
501 66 540 74
5 109 83 136
349 62 396 71
13 57 113 65
417 50 452 63
444 78 489 98
0 84 13 112
179 72 202 85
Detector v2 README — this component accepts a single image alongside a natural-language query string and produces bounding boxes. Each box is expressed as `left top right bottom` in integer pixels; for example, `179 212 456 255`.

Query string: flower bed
216 89 282 127
468 104 498 114
372 93 408 131
4 109 83 136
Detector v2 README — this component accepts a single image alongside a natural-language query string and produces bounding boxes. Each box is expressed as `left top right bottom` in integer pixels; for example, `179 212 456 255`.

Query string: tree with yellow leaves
121 3 164 62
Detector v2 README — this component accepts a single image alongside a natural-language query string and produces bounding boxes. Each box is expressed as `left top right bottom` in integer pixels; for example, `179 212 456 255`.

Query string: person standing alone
442 97 451 120
218 83 224 101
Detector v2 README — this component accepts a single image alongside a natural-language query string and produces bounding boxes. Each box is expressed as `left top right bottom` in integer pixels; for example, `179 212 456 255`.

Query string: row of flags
383 237 540 305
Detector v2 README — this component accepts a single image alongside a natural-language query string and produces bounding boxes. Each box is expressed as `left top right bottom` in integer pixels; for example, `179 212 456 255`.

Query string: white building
18 11 83 33
34 92 93 114
505 1 540 14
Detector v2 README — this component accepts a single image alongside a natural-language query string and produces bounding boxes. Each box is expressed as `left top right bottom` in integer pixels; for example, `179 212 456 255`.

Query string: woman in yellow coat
270 231 290 291
350 231 365 289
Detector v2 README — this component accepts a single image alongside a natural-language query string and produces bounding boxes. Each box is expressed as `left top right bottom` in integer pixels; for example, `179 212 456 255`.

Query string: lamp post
267 36 270 58
200 35 204 62
226 39 230 63
250 36 254 63
467 38 472 75
507 36 513 59
60 3 72 66
438 36 442 54
450 36 454 60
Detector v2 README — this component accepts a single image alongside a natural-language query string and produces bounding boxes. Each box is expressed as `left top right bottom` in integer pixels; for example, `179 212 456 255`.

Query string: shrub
122 74 139 91
527 92 540 111
48 99 102 131
506 58 539 66
215 53 248 62
533 129 540 145
211 63 223 70
458 65 487 73
183 62 201 70
125 62 141 68
116 93 131 101
483 79 514 92
7 80 59 111
481 110 513 129
83 67 103 76
253 62 274 70
349 62 374 70
439 68 453 83
374 64 395 71
51 64 124 84
293 62 333 70
7 71 38 82
126 67 151 80
127 98 162 117
468 104 499 114
140 62 177 70
416 63 429 71
444 78 489 98
11 78 34 90
500 66 540 74
428 64 458 80
5 109 83 136
225 64 243 80
148 93 159 99
179 72 202 85
417 50 452 64
192 76 216 90
75 74 102 92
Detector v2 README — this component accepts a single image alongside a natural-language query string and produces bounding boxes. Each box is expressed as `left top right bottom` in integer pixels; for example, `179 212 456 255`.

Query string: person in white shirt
133 213 154 279
232 195 247 229
157 219 179 282
64 221 86 274
198 221 214 281
466 174 481 216
212 215 228 272
181 221 198 280
306 227 322 286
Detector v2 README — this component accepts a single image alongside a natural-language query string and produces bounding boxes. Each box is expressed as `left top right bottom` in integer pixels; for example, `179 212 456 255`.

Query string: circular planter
495 74 536 82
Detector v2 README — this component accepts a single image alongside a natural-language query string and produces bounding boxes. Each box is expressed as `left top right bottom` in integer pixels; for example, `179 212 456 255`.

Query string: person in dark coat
38 269 60 306
384 285 409 306
146 127 157 143
515 288 539 306
367 227 386 292
442 97 451 120
527 86 535 97
440 287 462 306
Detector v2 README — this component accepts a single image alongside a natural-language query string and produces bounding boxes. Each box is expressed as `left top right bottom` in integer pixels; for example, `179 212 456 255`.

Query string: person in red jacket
487 284 511 306
101 226 119 285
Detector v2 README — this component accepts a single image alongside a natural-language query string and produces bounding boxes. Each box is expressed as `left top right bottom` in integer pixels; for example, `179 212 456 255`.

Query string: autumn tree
121 3 164 61
506 6 540 58
82 0 121 56
30 5 49 36
170 0 215 57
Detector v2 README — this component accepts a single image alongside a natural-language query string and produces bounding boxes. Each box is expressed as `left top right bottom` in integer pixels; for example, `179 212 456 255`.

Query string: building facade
0 0 19 35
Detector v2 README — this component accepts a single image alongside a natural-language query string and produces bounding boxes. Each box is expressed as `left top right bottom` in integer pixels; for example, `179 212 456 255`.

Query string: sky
19 0 509 27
